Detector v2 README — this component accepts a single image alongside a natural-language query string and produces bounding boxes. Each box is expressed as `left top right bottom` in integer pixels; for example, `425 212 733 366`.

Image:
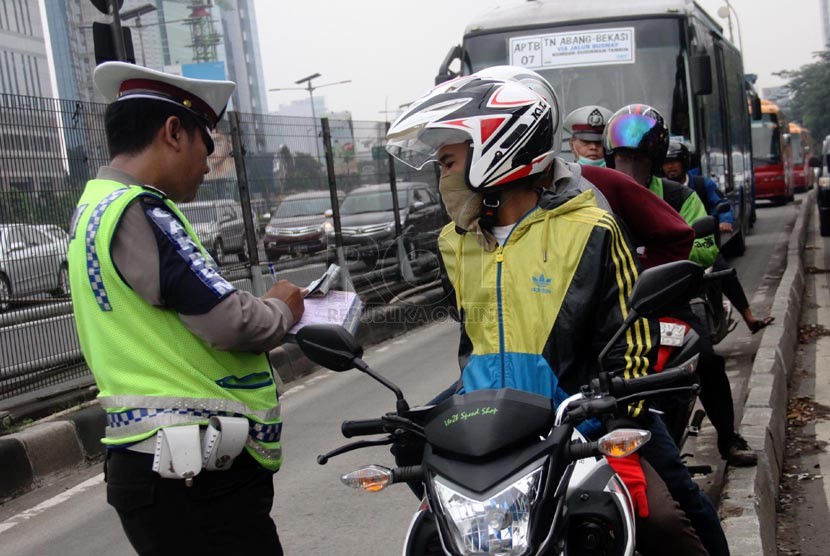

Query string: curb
720 190 815 555
0 287 450 503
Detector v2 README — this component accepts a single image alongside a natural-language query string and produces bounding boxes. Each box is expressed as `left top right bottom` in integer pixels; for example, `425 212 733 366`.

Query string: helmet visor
386 127 470 170
604 113 657 152
386 97 474 169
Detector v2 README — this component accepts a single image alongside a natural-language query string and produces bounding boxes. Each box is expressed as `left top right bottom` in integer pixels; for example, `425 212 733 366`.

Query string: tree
776 50 830 141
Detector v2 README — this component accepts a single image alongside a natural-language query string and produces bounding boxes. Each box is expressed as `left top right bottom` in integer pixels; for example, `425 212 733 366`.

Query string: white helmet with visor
386 67 559 191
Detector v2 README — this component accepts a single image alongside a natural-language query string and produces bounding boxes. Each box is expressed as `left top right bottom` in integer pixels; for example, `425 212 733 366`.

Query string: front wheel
211 238 225 263
0 274 11 312
52 264 71 297
238 240 250 262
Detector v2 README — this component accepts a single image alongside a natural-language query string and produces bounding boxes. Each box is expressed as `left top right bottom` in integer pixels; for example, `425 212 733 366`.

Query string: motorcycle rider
663 141 774 334
603 104 758 470
473 66 693 269
562 104 614 167
387 71 707 556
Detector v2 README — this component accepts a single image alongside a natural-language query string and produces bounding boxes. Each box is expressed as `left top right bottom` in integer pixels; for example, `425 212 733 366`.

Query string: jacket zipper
494 207 537 388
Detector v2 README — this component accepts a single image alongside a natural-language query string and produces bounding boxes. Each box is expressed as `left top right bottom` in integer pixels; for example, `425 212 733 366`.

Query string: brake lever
614 384 700 406
317 437 394 465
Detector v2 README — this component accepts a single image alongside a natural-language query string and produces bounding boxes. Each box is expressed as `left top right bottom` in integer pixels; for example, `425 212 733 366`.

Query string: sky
252 0 826 122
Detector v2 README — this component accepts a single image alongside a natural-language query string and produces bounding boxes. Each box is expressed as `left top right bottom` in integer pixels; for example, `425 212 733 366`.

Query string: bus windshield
790 133 804 165
464 18 690 149
751 114 781 165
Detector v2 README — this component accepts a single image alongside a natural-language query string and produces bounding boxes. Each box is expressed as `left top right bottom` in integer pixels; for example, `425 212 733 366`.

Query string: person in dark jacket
663 141 774 333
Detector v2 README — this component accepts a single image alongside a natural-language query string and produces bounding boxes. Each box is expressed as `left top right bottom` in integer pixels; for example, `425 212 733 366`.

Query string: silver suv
179 199 248 263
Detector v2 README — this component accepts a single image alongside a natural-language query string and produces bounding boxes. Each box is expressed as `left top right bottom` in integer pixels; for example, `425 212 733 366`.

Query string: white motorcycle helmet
386 66 559 191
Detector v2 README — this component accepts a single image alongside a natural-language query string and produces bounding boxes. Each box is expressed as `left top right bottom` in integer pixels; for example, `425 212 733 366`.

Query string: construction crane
166 0 234 63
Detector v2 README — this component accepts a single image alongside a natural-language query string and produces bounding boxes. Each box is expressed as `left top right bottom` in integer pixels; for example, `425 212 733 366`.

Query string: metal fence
0 93 446 405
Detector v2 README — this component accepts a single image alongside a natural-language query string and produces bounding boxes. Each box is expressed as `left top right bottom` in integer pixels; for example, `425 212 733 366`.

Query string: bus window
693 22 727 184
463 18 691 145
752 115 781 165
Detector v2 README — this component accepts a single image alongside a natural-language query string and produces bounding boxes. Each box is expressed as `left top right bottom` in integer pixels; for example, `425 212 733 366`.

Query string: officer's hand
265 280 305 322
719 222 733 233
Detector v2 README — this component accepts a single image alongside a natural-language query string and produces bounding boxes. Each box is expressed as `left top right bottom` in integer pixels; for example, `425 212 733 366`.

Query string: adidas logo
531 273 552 294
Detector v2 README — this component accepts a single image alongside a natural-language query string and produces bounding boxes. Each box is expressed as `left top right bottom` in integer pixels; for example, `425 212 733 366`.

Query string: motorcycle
655 216 735 459
296 261 704 556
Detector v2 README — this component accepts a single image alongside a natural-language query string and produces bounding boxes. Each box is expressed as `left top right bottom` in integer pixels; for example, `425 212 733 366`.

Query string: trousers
105 448 283 556
640 415 729 556
672 305 737 458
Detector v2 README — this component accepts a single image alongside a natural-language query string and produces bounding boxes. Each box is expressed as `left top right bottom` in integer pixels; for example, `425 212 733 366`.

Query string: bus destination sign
509 27 636 70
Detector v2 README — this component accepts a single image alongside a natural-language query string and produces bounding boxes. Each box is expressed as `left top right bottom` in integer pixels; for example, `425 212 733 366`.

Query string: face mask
578 156 606 167
438 172 483 232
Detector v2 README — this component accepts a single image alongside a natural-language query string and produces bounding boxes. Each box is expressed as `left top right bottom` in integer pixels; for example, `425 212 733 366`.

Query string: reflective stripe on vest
85 188 130 311
106 408 282 443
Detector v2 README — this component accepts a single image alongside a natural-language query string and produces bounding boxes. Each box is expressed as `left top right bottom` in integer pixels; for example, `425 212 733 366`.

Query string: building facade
0 0 52 97
0 0 66 193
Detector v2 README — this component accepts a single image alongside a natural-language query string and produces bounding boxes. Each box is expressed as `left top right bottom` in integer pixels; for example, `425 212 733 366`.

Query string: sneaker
726 434 758 466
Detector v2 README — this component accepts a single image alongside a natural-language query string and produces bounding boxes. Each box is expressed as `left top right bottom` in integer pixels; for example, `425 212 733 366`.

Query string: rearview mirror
296 324 364 372
628 260 704 318
690 53 712 96
691 215 716 238
410 201 425 211
435 45 462 85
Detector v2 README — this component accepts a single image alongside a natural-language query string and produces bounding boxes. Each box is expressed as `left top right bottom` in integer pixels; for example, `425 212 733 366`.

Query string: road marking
0 474 104 535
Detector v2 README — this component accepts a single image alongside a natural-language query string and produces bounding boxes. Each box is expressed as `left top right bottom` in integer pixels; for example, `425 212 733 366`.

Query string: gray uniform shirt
99 166 295 353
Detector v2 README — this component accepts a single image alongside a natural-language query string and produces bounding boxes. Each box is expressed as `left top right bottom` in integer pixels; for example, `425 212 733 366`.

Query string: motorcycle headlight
321 220 334 234
433 466 543 556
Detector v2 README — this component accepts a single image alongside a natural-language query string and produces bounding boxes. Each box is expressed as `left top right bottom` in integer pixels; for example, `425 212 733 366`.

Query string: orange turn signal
341 465 393 492
598 429 651 458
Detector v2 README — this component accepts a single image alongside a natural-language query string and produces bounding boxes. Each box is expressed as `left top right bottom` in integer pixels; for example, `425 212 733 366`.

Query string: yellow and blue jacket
439 188 658 424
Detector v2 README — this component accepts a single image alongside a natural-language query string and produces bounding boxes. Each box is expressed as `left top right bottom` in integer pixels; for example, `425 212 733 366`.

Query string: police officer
68 62 304 555
562 104 614 166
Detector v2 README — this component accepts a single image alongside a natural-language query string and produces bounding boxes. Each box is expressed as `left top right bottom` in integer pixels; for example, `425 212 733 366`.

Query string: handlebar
703 268 736 281
608 367 698 398
341 419 389 438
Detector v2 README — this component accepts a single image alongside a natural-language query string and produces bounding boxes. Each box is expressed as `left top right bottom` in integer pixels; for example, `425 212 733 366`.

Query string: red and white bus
751 99 794 204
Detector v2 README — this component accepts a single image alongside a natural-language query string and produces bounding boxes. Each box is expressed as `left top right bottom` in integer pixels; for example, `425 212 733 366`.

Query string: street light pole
718 1 744 52
269 74 352 164
296 73 323 162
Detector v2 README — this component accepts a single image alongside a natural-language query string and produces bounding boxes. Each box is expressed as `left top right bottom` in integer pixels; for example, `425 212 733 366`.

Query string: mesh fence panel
0 97 449 405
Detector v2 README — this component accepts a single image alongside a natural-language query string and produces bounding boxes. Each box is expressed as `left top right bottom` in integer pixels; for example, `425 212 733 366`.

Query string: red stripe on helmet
480 116 508 143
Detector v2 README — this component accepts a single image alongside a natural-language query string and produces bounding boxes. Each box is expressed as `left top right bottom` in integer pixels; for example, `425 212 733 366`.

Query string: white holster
151 416 249 485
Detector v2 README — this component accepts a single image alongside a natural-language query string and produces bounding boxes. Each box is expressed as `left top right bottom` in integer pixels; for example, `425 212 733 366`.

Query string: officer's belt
125 416 250 485
106 408 282 443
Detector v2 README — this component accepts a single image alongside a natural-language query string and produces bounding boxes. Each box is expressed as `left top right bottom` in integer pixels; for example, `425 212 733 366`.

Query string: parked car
263 191 338 261
0 223 70 311
179 199 248 263
334 182 446 265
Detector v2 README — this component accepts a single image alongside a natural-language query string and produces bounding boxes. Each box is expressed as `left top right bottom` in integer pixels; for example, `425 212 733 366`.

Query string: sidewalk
776 201 830 555
720 188 816 555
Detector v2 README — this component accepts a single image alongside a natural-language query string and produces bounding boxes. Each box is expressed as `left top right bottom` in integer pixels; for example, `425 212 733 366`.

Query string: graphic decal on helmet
386 70 558 191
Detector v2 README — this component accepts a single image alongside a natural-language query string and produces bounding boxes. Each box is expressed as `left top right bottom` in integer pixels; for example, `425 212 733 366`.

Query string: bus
751 100 794 204
435 0 758 253
788 122 815 192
